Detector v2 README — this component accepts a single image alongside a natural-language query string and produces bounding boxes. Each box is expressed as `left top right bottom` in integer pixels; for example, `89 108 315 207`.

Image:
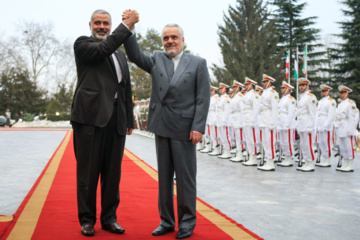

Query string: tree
0 68 48 116
213 0 283 87
271 0 327 96
332 0 360 107
0 21 61 88
52 82 73 113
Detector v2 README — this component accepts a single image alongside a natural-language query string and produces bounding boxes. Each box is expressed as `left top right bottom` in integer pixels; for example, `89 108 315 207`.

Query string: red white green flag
302 45 307 78
294 47 298 81
285 50 290 80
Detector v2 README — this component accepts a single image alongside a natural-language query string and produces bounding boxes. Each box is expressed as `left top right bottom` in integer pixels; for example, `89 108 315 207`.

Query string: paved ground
1 129 360 240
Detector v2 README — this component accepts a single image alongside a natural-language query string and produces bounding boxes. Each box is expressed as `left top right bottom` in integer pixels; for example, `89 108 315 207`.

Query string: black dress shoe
81 224 95 236
102 222 125 234
152 225 175 236
176 228 193 239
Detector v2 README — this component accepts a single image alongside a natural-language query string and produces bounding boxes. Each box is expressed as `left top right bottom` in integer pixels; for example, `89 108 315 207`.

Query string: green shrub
47 112 70 121
46 100 61 115
23 112 35 122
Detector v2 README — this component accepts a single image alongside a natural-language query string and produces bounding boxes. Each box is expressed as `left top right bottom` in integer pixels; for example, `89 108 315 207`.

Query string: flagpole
296 47 299 104
288 50 291 84
304 45 308 80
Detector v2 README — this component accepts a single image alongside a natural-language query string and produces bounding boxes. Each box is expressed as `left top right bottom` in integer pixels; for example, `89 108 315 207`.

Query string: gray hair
90 9 112 24
162 24 184 38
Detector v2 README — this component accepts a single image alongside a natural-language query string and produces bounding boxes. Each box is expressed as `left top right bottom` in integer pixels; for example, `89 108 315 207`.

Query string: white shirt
172 51 184 71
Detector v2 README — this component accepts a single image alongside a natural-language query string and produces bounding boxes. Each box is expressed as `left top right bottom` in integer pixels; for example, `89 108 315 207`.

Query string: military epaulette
270 90 276 93
349 100 354 104
225 95 229 98
288 95 294 99
238 93 243 97
214 95 219 99
307 93 314 96
328 97 334 101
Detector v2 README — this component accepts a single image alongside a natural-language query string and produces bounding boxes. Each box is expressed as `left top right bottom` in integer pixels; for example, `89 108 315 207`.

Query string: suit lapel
163 53 174 82
160 53 191 101
170 53 191 86
114 50 127 84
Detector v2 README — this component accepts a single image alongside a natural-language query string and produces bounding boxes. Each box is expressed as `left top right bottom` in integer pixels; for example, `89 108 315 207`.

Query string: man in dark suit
71 9 138 236
123 19 210 239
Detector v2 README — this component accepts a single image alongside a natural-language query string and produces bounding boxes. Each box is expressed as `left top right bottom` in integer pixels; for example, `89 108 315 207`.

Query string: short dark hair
90 9 112 24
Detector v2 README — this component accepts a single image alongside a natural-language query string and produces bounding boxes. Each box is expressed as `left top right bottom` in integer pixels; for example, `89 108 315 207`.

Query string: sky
1 0 346 72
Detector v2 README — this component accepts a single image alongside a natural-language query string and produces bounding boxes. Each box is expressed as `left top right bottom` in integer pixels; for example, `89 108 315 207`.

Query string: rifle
259 143 265 166
335 145 342 168
297 143 303 167
315 142 321 164
241 140 248 161
276 142 282 163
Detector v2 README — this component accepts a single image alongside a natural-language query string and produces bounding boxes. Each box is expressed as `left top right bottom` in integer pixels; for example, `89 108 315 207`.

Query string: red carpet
1 130 262 240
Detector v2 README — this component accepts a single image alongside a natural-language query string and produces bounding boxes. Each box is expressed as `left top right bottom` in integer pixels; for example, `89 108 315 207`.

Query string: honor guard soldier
139 100 146 130
229 80 246 162
242 77 261 166
201 86 219 153
255 85 264 160
296 78 318 172
213 83 232 159
315 84 336 167
133 100 141 129
335 85 357 172
277 81 296 167
257 74 279 171
255 85 264 96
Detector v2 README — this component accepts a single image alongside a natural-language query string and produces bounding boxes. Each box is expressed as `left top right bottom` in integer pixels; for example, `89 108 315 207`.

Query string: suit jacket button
160 73 163 77
160 87 162 91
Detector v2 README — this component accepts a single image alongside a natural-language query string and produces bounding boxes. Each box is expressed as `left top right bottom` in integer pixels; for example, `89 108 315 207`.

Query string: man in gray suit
124 21 210 239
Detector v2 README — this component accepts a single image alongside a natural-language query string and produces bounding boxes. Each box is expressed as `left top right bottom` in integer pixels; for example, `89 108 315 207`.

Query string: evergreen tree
0 68 47 116
52 82 73 113
332 0 360 107
213 0 283 87
271 0 327 97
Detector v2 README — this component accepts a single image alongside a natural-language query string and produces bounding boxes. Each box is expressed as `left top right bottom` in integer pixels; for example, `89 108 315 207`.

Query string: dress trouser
261 127 277 160
204 124 211 144
299 131 315 161
279 129 294 156
219 126 232 150
234 127 246 151
244 126 259 155
155 135 197 230
210 125 218 146
73 104 126 226
318 130 333 157
338 136 355 159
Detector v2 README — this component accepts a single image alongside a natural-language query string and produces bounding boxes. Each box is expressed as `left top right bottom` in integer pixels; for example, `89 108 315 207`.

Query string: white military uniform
335 98 357 171
133 104 141 129
259 87 279 163
277 94 296 166
229 92 245 161
315 95 336 166
297 89 317 171
200 92 219 152
242 89 260 165
353 108 359 149
216 93 232 151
